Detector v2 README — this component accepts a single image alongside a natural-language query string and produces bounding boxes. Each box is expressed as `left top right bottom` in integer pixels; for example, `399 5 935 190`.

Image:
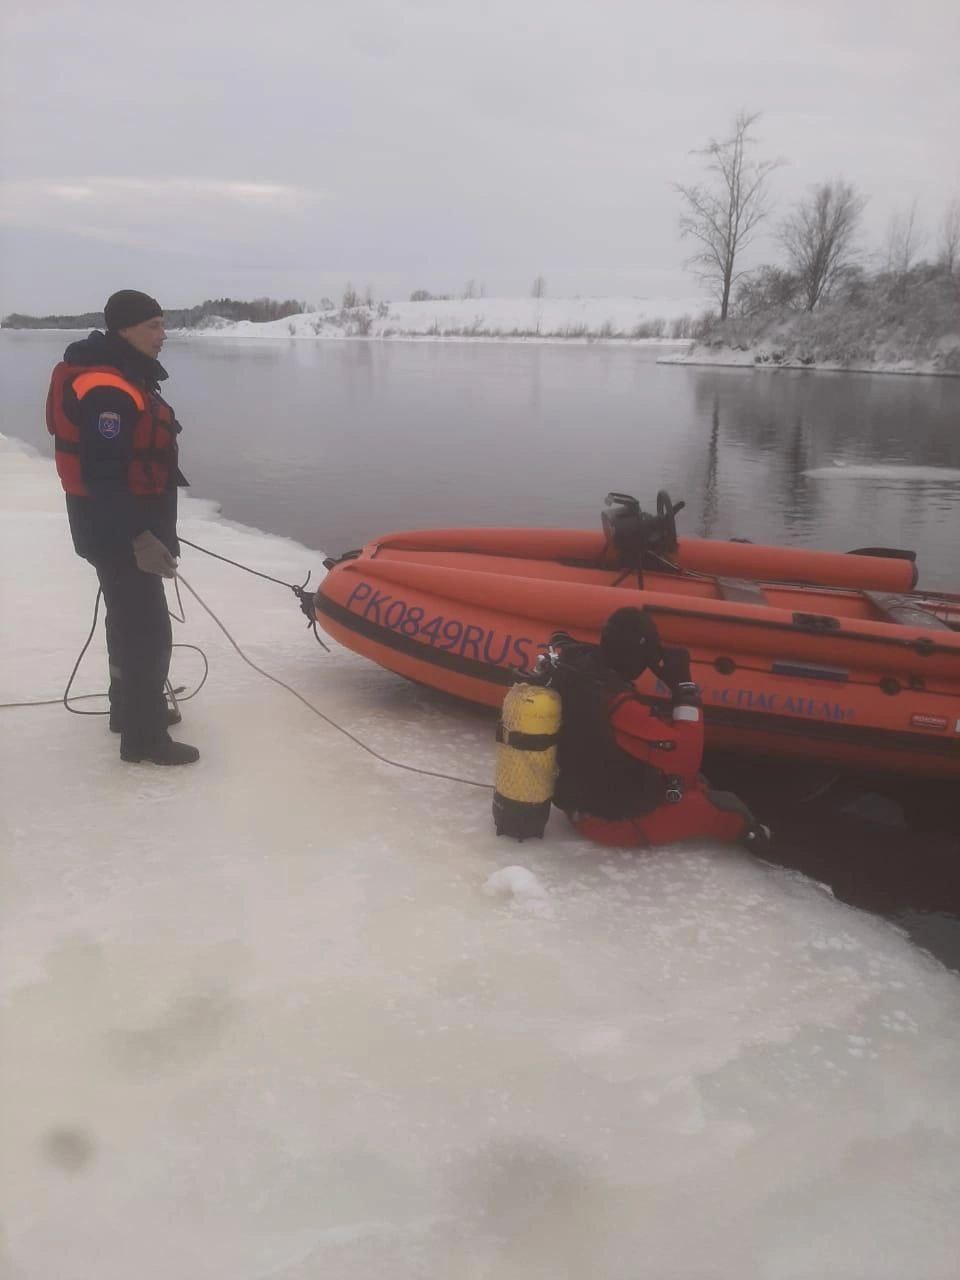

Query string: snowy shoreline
184 329 695 348
658 348 960 379
183 295 707 344
660 272 960 380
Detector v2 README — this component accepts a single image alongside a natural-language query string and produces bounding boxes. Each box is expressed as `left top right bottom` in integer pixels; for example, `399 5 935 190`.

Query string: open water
2 331 959 965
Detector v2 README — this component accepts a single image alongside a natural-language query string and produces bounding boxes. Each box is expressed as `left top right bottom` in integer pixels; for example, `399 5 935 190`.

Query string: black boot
121 736 200 766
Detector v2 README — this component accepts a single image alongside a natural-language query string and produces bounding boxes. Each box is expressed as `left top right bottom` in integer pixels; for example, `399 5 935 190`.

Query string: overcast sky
1 0 957 313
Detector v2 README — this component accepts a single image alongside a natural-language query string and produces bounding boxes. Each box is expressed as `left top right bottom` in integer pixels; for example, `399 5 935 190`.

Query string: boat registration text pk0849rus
344 581 537 669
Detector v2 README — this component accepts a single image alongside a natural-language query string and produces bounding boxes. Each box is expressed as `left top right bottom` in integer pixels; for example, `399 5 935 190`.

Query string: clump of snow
482 865 553 917
3 432 960 1279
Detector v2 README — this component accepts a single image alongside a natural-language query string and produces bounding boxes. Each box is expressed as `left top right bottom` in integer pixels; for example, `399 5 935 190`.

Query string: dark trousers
93 557 172 752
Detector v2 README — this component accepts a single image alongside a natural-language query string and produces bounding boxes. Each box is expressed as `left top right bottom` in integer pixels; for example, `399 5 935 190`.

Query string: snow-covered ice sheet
2 433 960 1280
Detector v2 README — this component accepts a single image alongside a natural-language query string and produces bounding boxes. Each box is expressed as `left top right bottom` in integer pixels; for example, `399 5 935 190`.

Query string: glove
132 530 177 578
656 646 692 689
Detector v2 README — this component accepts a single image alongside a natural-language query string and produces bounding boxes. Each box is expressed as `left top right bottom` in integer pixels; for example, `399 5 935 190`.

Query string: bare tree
530 275 546 299
676 111 782 320
883 201 924 275
463 279 476 299
779 180 866 311
937 198 960 273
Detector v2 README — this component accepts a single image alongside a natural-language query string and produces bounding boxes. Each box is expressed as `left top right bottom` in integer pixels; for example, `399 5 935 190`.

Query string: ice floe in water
2 432 960 1280
804 463 960 482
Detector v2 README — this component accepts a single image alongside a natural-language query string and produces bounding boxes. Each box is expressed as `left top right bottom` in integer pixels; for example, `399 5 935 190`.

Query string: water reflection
697 396 720 538
691 365 960 470
782 414 818 532
693 391 821 539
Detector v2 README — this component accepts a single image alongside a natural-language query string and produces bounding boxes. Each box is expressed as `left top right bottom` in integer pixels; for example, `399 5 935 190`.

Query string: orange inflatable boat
310 493 960 781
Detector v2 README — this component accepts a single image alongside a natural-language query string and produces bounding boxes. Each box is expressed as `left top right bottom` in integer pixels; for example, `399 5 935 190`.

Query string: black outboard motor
601 490 685 575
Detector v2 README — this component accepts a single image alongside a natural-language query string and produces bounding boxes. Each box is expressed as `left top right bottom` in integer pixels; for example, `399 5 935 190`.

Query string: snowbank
182 295 707 343
3 433 960 1279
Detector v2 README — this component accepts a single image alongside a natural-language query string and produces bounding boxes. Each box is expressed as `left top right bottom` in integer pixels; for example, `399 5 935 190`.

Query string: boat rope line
173 573 492 790
0 541 493 792
0 538 330 716
177 536 308 592
177 536 330 652
0 584 209 716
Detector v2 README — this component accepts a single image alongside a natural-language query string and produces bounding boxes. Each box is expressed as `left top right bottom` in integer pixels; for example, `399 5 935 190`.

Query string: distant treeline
1 297 307 330
3 311 104 330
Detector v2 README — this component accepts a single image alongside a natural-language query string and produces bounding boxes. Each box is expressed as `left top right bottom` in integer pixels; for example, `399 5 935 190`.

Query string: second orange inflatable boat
309 494 960 781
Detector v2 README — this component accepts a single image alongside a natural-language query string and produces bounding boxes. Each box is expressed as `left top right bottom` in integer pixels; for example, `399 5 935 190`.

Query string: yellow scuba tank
492 682 563 840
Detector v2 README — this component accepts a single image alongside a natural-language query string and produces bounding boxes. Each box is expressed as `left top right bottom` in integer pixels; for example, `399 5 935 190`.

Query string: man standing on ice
46 290 200 765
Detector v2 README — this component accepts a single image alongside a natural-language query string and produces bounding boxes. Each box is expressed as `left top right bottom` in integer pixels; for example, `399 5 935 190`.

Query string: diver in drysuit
548 607 769 849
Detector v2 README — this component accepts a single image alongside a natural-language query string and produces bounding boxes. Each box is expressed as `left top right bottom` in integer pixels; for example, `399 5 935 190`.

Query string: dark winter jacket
47 331 187 561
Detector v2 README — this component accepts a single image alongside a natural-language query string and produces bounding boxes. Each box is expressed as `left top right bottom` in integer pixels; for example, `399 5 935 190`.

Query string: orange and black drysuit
551 641 755 848
47 331 188 752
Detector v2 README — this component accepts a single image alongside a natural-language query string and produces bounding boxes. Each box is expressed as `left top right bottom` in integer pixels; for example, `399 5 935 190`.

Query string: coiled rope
1 540 493 791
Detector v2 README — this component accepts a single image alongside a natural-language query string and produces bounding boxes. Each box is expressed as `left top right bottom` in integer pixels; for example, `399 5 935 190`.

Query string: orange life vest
46 363 178 498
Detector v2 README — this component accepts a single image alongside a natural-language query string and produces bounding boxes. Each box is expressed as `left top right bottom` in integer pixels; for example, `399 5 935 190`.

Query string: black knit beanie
600 607 663 679
104 290 163 332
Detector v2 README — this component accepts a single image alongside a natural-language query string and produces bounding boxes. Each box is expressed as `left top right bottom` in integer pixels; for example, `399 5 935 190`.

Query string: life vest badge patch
97 411 121 439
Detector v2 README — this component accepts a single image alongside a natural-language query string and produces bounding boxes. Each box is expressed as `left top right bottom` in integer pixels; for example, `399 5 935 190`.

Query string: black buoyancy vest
551 643 665 820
